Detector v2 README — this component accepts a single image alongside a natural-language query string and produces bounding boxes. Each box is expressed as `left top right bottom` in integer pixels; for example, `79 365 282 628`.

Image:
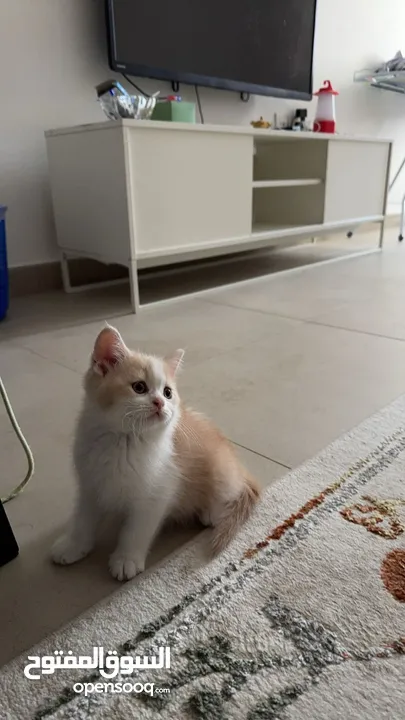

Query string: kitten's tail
211 474 260 556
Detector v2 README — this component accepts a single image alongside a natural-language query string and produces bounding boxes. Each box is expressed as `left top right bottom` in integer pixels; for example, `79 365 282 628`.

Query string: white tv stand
45 120 392 312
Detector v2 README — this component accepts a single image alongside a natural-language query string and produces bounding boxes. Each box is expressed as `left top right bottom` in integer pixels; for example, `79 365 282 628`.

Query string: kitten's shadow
94 512 205 565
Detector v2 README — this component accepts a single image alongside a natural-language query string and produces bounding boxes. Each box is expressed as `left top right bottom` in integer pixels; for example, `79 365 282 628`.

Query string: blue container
0 205 9 321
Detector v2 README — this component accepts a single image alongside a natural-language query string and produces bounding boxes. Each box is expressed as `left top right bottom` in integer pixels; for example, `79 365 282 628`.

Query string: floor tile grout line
199 296 405 345
5 344 85 377
0 313 132 349
230 440 292 470
6 331 282 379
1 343 293 471
141 248 380 312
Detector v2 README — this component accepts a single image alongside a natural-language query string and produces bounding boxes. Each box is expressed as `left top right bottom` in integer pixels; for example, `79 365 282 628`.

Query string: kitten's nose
153 397 164 410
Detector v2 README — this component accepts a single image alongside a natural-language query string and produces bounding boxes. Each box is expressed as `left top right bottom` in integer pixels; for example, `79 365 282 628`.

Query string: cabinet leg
399 194 405 242
378 221 385 249
129 261 140 313
60 252 73 293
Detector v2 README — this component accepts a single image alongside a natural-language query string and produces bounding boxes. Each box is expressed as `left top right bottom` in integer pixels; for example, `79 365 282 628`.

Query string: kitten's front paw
109 553 145 581
51 535 92 565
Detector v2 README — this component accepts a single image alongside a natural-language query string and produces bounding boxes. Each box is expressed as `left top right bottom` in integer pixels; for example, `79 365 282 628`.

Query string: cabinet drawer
128 129 253 254
324 141 389 223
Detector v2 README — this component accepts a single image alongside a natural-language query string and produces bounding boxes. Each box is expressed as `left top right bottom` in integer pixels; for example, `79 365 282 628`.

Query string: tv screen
106 0 317 101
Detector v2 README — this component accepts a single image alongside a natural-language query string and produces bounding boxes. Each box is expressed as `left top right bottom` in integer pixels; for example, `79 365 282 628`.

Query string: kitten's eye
163 386 172 399
132 381 148 394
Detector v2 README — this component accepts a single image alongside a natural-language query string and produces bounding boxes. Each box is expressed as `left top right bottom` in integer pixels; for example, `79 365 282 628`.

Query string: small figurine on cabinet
250 117 271 129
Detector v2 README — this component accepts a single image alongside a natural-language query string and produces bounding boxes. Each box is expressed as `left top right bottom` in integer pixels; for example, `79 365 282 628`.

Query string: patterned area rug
1 397 405 719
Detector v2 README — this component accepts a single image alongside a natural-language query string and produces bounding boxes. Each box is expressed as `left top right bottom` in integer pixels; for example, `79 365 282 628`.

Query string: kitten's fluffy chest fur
74 404 180 514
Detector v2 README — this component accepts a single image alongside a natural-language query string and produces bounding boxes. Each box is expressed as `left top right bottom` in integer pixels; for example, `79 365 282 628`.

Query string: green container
151 101 196 123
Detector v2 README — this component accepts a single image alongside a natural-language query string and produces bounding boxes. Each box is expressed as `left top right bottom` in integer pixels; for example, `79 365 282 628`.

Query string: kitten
52 325 260 581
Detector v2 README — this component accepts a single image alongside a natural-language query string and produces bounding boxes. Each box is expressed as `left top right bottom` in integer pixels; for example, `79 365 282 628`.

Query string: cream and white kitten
52 325 260 581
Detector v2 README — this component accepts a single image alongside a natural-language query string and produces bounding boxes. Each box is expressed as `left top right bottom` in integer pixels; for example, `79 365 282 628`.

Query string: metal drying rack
354 69 405 241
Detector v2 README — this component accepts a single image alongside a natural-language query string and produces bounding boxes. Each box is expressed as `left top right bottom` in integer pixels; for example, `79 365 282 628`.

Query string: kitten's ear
165 349 185 376
92 325 128 376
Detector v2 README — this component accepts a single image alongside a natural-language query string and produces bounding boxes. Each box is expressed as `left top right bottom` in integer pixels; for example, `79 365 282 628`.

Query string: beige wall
1 0 405 268
0 0 109 267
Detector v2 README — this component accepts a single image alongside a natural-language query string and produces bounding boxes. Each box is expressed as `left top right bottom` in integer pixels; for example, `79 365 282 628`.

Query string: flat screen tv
106 0 317 101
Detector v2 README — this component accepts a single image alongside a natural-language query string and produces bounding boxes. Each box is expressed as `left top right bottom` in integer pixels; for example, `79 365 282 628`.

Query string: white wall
1 0 404 268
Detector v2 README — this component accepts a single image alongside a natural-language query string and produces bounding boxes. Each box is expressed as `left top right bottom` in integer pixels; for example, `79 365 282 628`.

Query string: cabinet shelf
252 178 322 189
252 223 306 237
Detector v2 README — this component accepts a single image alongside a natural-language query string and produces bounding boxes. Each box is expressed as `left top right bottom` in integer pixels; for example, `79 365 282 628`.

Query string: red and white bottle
313 80 338 133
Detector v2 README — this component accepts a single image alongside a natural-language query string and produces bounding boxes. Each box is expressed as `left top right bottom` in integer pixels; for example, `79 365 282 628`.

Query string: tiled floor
1 226 404 667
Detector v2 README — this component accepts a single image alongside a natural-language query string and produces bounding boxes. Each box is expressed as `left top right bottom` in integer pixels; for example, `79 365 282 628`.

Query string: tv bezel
105 0 317 102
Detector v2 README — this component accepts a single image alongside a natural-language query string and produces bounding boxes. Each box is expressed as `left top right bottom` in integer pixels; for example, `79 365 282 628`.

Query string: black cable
195 85 204 124
122 73 151 97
